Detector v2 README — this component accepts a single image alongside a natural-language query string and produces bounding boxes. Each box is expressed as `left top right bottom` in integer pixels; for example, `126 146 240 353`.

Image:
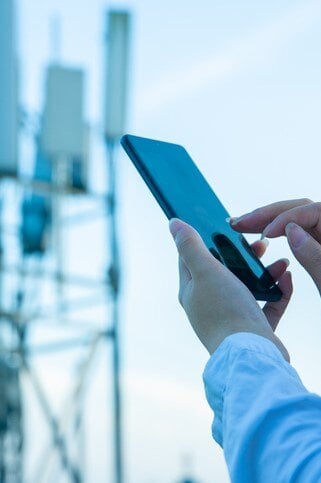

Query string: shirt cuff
202 332 298 446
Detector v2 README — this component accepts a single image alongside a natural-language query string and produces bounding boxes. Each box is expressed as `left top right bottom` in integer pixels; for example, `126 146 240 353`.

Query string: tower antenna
50 13 62 63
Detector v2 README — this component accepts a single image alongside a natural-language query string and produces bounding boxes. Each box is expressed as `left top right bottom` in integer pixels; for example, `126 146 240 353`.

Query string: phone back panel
121 134 282 301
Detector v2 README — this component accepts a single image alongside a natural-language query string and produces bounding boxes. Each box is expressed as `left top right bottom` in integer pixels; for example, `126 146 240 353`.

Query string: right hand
229 199 321 295
169 218 290 360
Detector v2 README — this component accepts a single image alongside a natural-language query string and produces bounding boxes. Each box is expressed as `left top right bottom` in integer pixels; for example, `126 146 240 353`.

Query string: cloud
138 0 321 116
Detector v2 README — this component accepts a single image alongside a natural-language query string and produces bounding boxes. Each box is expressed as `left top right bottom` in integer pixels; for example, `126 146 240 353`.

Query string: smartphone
121 134 282 302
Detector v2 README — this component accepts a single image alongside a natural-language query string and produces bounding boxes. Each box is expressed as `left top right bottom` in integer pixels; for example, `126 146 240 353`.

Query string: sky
13 0 321 482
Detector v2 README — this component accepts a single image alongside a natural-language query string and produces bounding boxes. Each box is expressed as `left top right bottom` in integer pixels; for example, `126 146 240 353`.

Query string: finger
250 239 269 258
261 202 321 239
285 222 321 294
263 271 293 331
229 198 313 233
169 218 216 278
266 258 290 282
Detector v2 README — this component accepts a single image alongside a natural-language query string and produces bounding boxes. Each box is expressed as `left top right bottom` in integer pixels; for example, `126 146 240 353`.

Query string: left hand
229 199 321 296
169 218 292 360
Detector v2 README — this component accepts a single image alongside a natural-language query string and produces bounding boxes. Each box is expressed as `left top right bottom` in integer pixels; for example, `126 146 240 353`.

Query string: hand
169 218 291 360
229 199 321 295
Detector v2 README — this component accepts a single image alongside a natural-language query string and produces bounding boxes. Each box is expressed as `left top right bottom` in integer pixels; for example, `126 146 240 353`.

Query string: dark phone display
121 135 282 302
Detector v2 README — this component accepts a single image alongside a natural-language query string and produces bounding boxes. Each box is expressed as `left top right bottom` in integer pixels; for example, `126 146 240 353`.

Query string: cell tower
0 0 18 176
0 0 23 481
177 454 199 483
0 2 131 482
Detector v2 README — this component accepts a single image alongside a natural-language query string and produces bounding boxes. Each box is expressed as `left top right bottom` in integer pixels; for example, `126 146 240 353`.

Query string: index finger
230 198 313 233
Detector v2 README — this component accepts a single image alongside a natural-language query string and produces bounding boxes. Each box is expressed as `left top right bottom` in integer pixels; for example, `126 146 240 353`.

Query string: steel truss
0 139 123 483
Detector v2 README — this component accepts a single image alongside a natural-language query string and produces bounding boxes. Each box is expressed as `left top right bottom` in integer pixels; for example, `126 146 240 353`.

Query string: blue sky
18 0 321 482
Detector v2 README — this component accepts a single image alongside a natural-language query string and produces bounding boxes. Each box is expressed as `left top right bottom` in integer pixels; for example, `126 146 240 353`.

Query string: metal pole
105 139 123 483
22 356 81 483
52 154 68 313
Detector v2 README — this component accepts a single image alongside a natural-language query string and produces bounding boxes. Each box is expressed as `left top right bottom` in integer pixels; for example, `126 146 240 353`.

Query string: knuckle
176 233 193 252
301 244 321 272
313 201 321 211
301 198 313 205
308 250 321 268
178 289 185 306
253 207 264 216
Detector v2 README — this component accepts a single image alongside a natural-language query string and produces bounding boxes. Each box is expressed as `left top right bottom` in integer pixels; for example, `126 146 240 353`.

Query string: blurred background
1 0 321 482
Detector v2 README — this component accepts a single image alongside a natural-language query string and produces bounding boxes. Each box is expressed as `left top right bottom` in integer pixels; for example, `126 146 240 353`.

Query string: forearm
203 333 321 482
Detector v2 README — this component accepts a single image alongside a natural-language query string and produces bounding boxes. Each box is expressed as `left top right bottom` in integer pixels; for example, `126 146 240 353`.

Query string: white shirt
203 333 321 482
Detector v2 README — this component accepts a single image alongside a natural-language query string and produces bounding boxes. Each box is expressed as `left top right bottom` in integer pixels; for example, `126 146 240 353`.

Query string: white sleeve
203 332 321 483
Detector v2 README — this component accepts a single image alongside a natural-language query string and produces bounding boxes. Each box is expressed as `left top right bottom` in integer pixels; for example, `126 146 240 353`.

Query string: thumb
286 222 321 294
169 218 214 277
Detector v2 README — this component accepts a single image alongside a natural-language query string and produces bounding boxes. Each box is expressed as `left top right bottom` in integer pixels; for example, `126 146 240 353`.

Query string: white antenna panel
0 0 18 175
104 11 131 141
41 65 84 157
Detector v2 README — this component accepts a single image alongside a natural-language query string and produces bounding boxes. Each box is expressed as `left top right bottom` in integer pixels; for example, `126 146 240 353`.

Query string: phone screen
121 134 282 302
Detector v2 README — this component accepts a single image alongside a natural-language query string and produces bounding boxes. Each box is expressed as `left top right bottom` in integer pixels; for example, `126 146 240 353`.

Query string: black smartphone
121 134 282 302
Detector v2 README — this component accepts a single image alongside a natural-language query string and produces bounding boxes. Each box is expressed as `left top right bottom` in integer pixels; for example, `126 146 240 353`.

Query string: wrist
206 328 289 362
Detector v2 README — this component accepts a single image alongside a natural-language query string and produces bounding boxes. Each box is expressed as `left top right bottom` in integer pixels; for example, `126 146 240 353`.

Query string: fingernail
260 223 271 240
169 218 183 240
285 222 309 249
261 238 269 247
280 257 290 267
226 216 239 225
